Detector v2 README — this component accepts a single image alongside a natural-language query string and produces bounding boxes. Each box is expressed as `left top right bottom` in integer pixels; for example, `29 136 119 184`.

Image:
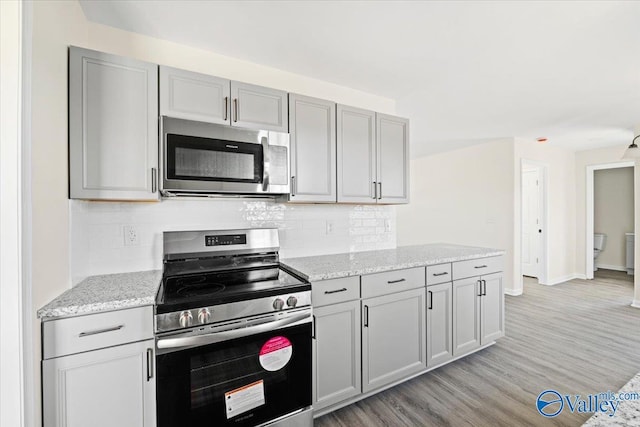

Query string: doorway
521 160 548 285
586 161 635 279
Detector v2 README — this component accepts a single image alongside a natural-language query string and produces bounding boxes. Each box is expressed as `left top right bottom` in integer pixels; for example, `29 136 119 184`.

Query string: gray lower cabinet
288 94 337 203
362 287 426 393
426 282 453 367
376 113 410 204
69 47 159 201
159 65 230 124
453 272 504 356
312 300 361 410
43 339 156 427
480 272 505 345
452 277 481 356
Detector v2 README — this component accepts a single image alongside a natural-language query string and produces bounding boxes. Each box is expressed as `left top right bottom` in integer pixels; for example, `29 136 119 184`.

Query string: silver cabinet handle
233 98 238 122
433 272 449 277
372 181 377 199
387 278 406 284
151 168 157 193
291 176 296 196
78 324 124 338
428 291 433 310
364 305 369 327
224 96 229 121
474 265 488 269
378 182 382 199
146 348 154 381
324 288 347 295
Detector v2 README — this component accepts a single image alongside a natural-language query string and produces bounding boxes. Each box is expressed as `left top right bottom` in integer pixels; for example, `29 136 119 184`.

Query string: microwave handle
261 136 270 191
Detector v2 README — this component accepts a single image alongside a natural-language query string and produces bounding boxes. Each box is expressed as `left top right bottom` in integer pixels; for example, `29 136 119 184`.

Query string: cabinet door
230 81 288 132
69 47 158 200
159 66 230 124
376 113 410 204
427 282 453 367
362 287 426 393
337 105 377 203
480 273 505 345
289 94 336 203
43 339 156 427
312 301 361 411
453 277 481 356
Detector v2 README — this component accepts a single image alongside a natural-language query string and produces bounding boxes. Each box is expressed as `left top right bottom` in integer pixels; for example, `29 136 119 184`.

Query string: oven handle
156 312 311 351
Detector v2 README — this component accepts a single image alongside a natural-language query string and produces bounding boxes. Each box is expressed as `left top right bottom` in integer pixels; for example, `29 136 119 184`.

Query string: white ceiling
79 0 640 157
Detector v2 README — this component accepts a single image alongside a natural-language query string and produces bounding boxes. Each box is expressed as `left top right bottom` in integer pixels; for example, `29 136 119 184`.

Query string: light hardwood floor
315 270 640 427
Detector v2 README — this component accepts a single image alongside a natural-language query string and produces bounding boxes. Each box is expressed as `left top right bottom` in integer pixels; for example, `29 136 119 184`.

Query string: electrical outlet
385 219 392 233
123 225 139 246
326 220 334 235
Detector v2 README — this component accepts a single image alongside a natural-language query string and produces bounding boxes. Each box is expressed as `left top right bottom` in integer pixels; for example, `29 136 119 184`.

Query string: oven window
156 323 311 427
167 134 263 183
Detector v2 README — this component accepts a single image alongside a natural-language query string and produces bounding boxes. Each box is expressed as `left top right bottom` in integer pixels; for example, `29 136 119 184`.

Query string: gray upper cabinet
159 66 230 125
231 81 288 132
337 105 377 203
376 113 410 204
69 47 158 201
362 287 426 393
289 94 336 203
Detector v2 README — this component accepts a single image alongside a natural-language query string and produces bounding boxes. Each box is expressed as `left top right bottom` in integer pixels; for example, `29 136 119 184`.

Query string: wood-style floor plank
315 271 640 426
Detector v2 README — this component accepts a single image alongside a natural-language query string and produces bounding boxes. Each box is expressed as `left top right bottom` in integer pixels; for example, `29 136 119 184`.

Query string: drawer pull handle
432 272 449 277
324 288 348 295
474 265 488 269
78 324 124 337
387 278 406 284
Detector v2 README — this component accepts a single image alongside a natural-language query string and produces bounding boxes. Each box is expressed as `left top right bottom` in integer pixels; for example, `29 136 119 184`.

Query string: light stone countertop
281 243 505 282
583 372 640 426
37 270 162 320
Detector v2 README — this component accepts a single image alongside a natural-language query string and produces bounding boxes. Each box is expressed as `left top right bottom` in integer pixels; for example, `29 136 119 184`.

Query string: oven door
161 116 289 196
155 312 311 427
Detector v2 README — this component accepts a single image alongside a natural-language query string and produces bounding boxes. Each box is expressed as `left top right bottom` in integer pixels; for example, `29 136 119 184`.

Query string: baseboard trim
542 273 586 286
631 300 640 309
504 288 523 296
595 263 627 272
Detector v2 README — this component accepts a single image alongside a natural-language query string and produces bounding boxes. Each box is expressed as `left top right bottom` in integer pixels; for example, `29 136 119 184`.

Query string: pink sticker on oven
259 336 292 371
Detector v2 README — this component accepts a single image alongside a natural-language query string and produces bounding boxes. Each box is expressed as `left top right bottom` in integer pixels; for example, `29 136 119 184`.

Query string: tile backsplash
70 199 396 285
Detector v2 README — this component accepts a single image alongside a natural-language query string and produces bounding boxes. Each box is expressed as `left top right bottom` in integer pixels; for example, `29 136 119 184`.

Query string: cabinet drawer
43 306 154 360
453 256 503 280
312 276 360 307
361 267 425 299
426 263 452 286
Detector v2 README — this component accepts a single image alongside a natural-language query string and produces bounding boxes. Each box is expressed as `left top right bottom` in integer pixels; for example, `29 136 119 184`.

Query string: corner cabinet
337 106 410 204
288 94 337 202
160 67 287 132
69 47 159 201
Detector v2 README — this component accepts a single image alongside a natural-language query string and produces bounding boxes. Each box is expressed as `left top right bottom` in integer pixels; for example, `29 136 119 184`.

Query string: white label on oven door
259 336 292 372
224 380 265 419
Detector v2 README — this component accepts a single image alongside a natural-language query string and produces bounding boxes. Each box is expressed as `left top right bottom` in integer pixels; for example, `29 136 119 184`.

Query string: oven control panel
156 291 312 333
205 234 247 247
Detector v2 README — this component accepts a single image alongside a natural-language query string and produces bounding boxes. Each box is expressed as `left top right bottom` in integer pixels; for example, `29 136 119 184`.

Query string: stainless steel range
154 228 312 427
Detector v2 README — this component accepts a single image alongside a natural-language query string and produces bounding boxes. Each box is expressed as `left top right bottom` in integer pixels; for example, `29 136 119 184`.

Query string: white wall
30 1 397 425
70 200 395 284
396 138 517 293
594 167 634 270
513 139 577 286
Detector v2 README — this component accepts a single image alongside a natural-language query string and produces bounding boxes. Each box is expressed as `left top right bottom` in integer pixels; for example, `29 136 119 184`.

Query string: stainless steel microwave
160 117 290 197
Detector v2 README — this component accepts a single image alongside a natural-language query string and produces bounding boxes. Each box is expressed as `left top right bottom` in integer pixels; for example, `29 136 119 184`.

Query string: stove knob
273 298 285 311
198 308 211 324
179 310 193 328
286 296 298 308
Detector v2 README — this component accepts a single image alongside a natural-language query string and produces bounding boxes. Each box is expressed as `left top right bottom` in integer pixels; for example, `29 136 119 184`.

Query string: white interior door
522 169 540 277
